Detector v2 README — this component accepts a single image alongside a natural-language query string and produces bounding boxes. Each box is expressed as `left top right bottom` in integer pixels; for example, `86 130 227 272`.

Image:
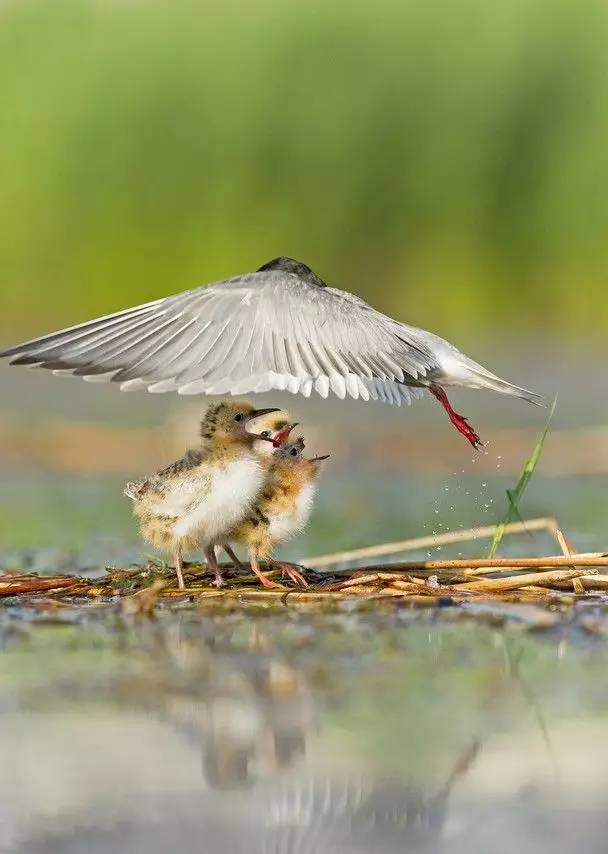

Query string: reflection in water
1 607 608 853
155 624 315 788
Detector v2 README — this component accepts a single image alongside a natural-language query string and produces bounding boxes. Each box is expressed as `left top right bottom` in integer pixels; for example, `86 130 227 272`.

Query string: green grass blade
488 396 557 557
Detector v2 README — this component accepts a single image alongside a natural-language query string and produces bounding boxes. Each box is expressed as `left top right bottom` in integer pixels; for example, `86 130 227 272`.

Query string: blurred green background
1 0 607 342
0 0 606 556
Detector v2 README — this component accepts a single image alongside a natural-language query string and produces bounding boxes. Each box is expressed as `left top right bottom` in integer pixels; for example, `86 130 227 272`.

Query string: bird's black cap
257 257 327 288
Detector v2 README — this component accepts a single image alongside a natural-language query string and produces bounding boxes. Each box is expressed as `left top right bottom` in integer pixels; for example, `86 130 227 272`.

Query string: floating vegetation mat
1 519 607 628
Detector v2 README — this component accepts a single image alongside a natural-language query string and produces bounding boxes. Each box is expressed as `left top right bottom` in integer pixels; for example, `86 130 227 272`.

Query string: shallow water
2 602 608 853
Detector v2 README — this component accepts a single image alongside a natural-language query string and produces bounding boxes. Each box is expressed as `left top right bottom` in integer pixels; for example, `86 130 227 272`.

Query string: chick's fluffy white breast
173 452 264 546
268 482 316 544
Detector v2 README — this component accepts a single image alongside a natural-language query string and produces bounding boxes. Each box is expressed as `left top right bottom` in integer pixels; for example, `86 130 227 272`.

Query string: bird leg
174 545 185 590
249 550 286 589
223 544 247 573
429 384 483 449
205 546 224 588
269 560 309 588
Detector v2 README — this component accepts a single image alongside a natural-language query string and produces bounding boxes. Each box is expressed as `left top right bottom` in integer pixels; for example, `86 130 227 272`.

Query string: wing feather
0 267 441 406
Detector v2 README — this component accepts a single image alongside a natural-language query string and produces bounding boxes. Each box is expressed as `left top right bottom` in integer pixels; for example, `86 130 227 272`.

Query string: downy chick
227 438 329 589
125 400 279 589
222 409 298 571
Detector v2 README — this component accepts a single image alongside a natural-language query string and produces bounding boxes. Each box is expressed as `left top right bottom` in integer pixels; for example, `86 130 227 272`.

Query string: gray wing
0 270 441 405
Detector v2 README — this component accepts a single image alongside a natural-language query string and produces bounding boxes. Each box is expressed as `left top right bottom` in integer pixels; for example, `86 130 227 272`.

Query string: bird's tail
124 482 139 500
456 358 544 406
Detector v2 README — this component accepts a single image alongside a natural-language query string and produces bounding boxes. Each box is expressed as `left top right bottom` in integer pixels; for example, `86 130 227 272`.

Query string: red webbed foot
270 561 309 588
430 384 484 450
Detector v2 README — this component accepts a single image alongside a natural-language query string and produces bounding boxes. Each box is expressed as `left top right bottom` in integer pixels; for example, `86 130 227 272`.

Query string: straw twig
345 555 608 574
301 517 570 569
456 568 596 593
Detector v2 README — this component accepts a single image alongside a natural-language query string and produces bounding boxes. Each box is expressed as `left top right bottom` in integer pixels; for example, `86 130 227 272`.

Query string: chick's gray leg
174 545 185 590
223 544 246 573
205 546 224 588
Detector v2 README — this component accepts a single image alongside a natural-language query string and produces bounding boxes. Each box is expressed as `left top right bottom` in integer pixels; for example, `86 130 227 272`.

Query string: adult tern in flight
0 256 542 448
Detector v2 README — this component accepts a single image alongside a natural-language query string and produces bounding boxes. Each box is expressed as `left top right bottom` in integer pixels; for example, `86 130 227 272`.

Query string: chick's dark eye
260 430 271 438
234 413 245 423
290 448 298 456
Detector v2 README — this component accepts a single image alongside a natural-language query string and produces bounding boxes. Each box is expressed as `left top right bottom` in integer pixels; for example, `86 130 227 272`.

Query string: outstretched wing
0 268 441 405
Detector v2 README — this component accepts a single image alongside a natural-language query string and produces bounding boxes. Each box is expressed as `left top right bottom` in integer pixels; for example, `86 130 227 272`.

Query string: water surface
2 602 608 853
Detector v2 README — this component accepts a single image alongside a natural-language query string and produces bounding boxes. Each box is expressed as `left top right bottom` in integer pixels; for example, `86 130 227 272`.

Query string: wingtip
524 390 546 407
0 347 24 363
0 338 15 355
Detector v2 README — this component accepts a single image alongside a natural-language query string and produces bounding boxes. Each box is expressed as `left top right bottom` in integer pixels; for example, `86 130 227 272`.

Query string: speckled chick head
273 437 330 479
200 400 279 443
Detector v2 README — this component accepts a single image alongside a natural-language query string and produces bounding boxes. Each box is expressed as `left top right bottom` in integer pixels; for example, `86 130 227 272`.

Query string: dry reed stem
548 519 586 591
301 517 567 568
531 574 608 591
352 555 608 574
387 578 463 596
0 576 85 597
457 568 595 593
460 552 604 576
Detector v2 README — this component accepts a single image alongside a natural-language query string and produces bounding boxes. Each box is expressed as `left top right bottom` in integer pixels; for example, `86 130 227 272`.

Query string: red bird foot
430 384 484 450
270 561 309 588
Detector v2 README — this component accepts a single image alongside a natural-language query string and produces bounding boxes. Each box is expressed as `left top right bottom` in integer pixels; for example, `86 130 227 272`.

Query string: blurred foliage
0 0 607 341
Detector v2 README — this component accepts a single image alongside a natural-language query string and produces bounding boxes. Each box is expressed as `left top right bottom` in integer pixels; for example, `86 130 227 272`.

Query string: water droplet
482 482 487 488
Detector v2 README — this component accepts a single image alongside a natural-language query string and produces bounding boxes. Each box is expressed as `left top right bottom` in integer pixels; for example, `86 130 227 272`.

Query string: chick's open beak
244 407 281 441
310 454 330 462
273 422 299 447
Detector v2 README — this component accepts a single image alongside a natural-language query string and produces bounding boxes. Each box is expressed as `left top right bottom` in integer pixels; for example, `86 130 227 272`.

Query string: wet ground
2 600 608 853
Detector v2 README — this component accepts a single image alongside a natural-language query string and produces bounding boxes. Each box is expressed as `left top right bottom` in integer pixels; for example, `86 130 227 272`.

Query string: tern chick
223 409 298 572
124 400 278 590
227 438 329 589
